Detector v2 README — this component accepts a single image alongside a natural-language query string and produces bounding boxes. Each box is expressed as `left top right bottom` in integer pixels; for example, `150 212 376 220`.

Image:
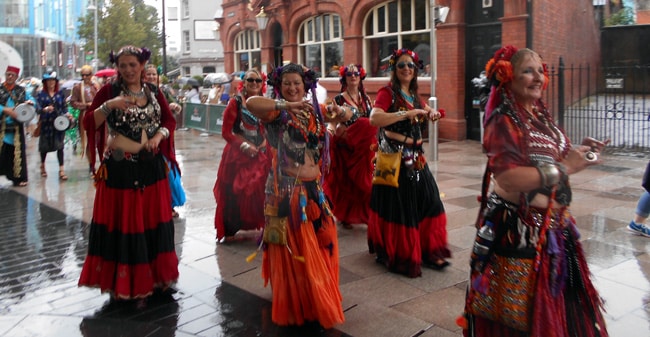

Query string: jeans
635 191 650 218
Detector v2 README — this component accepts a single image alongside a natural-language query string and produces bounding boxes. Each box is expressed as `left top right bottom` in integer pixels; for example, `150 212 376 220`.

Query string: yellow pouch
263 216 288 246
372 149 401 188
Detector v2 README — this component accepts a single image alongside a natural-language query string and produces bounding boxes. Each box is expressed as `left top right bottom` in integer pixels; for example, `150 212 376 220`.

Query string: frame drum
14 103 36 123
54 115 71 131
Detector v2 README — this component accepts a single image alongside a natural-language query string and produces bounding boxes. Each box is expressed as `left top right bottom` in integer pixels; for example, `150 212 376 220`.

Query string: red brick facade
217 0 601 141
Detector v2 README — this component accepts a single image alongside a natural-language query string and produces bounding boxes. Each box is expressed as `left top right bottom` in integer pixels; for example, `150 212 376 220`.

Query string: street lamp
256 7 269 31
88 0 98 72
428 1 449 161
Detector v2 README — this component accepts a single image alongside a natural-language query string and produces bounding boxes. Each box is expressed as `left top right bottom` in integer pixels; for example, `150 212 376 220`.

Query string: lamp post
428 2 449 161
88 0 98 72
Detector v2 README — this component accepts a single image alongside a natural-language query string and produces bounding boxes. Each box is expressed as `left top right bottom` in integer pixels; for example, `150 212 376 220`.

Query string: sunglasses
346 71 360 77
396 62 416 69
246 78 263 83
81 73 92 77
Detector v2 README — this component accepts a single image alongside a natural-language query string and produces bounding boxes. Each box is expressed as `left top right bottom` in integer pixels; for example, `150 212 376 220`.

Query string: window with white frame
234 30 262 72
364 0 431 77
183 30 190 53
181 0 189 18
298 14 343 78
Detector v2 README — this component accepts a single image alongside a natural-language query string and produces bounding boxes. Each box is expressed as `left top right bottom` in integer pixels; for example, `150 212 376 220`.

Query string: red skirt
262 177 345 329
368 163 450 278
214 142 272 240
78 152 179 299
324 118 377 224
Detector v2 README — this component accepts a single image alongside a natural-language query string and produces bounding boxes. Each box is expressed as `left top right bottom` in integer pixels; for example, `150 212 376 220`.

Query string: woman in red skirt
213 69 272 242
368 48 449 278
78 46 179 303
323 64 377 229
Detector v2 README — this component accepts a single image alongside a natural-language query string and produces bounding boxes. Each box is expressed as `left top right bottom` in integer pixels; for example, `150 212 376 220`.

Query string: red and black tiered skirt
78 151 179 299
368 162 450 278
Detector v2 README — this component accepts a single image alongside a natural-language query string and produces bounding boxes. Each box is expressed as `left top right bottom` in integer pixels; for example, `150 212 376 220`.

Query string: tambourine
14 103 36 123
54 115 72 131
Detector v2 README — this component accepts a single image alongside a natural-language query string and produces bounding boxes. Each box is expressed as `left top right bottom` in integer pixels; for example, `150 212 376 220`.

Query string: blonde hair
81 65 93 74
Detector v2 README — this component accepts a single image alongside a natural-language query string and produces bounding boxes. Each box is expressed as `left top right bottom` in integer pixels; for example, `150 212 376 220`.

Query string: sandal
40 164 47 177
59 170 68 181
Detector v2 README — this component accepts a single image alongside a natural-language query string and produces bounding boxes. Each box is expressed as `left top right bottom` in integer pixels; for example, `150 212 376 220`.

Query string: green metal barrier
183 103 226 134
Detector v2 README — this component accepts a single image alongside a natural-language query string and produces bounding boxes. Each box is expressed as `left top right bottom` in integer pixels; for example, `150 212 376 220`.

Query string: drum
54 115 71 131
14 103 36 123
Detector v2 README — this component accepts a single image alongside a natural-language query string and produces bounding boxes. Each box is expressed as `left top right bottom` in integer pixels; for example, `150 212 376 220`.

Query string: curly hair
109 46 151 65
388 49 421 97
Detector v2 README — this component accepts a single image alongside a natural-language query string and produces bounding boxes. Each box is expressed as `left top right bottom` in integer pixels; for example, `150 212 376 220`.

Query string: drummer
0 65 35 187
36 70 71 180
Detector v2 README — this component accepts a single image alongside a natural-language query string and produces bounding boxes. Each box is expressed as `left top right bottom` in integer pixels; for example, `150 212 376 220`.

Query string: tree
76 0 161 68
605 7 635 26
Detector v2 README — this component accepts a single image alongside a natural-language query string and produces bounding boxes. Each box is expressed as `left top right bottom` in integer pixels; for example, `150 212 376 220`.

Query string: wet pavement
1 129 649 337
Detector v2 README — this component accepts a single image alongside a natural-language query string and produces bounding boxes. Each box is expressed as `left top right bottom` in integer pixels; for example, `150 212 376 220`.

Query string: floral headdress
338 64 367 91
483 45 550 125
109 46 152 64
388 48 424 71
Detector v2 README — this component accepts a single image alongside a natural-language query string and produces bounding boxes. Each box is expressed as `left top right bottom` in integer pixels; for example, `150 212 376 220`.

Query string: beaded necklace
287 110 323 150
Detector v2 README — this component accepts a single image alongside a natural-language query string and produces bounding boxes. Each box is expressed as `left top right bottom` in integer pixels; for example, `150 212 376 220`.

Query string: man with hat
0 65 35 187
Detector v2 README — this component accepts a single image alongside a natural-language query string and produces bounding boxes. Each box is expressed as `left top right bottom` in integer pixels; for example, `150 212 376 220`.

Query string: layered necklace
125 86 146 99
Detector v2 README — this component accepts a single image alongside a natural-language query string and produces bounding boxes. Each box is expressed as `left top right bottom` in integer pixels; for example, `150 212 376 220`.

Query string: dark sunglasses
81 73 92 77
345 71 360 77
246 78 263 83
396 62 416 69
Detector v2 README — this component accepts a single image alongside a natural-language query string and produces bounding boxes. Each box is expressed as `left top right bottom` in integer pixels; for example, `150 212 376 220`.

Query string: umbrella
186 78 200 87
60 79 81 91
95 68 116 78
204 72 231 85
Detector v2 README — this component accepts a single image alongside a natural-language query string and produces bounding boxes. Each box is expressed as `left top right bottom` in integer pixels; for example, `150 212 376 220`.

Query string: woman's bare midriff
107 130 148 154
281 156 320 181
493 183 563 209
384 129 422 146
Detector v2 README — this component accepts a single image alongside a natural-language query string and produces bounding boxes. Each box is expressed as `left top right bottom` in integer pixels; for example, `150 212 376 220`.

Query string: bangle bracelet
275 99 287 111
156 127 170 139
396 111 406 118
240 142 250 151
537 163 561 187
99 103 111 117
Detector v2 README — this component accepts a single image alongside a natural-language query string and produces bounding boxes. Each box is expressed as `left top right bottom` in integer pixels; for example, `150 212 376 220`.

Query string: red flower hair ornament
485 45 518 85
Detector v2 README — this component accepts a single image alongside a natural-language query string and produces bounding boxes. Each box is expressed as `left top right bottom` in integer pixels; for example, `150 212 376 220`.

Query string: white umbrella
204 72 231 85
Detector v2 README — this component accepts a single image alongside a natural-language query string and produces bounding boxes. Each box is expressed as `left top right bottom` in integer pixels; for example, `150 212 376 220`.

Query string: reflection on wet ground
1 130 649 337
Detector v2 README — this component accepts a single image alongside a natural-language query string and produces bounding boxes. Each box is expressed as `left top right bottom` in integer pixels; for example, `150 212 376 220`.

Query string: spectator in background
70 65 100 173
184 84 201 104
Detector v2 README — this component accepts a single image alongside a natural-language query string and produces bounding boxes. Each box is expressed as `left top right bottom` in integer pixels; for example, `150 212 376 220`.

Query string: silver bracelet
240 142 250 151
275 99 287 111
396 111 406 118
537 163 561 187
99 103 111 117
156 127 170 139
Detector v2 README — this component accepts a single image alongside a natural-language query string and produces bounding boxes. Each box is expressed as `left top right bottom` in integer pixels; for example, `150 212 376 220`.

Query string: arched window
234 30 262 72
364 0 431 77
298 14 343 78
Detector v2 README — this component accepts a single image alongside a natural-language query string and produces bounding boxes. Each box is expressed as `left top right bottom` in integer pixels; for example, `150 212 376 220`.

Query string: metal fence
546 59 650 151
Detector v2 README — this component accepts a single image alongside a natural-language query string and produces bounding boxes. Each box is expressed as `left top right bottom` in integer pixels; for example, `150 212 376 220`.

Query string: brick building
216 0 602 141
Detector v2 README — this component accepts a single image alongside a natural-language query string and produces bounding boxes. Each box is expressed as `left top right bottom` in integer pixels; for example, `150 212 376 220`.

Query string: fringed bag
468 247 537 331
